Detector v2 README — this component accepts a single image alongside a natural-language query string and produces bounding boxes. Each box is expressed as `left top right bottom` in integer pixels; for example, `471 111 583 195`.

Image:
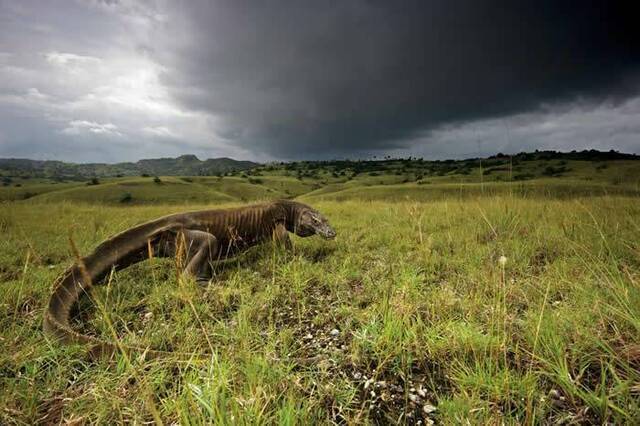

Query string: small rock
330 329 340 337
364 378 374 389
303 333 313 340
549 389 561 399
375 381 387 388
409 394 418 403
417 388 426 398
423 404 437 414
353 372 362 380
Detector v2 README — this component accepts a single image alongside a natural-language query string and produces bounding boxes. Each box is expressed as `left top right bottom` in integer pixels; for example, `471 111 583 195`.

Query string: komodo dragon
43 199 336 358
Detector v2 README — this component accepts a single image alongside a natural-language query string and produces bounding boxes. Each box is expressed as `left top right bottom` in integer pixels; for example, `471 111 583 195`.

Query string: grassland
2 154 639 204
1 155 640 424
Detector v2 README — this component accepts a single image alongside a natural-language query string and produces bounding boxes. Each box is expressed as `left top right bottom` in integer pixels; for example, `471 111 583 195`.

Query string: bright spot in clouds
62 120 121 136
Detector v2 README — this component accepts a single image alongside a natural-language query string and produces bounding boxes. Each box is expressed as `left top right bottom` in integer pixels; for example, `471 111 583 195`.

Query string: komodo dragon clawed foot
43 200 336 359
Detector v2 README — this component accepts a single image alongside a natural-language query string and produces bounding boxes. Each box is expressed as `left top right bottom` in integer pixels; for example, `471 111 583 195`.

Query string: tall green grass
1 196 639 423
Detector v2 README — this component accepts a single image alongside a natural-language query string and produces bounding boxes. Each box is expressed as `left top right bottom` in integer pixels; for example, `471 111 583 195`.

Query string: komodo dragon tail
43 215 182 359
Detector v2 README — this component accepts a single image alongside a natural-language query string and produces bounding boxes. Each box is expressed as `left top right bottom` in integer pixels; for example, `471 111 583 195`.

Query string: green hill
0 155 257 180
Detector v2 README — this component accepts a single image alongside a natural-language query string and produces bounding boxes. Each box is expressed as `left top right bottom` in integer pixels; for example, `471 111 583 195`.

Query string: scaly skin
43 200 336 359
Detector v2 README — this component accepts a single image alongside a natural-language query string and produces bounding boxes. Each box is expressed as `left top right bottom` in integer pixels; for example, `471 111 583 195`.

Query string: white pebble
423 404 437 413
330 329 340 337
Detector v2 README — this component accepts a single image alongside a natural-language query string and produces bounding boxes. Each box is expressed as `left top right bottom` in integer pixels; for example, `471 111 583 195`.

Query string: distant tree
141 173 150 177
153 176 162 184
87 177 100 186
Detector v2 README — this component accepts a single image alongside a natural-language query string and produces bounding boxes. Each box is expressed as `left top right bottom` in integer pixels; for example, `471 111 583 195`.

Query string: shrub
513 173 534 181
119 192 133 203
87 177 100 186
153 176 162 184
542 166 568 177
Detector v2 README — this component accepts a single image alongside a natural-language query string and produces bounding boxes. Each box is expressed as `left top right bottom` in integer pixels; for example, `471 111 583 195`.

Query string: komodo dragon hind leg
174 229 219 285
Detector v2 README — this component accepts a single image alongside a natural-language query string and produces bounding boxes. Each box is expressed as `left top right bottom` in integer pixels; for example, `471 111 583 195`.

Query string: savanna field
2 156 640 424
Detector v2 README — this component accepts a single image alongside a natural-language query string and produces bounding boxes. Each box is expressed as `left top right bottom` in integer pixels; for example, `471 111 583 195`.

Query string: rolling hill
0 155 258 180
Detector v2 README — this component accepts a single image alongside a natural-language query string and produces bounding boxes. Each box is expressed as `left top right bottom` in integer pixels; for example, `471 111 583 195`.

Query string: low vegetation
1 150 639 204
1 151 640 423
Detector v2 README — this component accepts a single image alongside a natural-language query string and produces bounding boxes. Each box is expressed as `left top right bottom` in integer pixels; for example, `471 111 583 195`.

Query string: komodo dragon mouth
43 199 335 359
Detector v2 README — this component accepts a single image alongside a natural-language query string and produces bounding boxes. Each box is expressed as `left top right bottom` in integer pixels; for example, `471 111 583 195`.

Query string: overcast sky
0 0 638 162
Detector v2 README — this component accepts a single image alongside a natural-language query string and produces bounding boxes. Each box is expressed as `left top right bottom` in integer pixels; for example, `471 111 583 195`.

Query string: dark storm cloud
1 0 638 162
154 0 640 158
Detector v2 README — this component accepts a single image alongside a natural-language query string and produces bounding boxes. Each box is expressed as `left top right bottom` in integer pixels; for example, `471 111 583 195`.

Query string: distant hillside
2 149 638 204
0 155 258 179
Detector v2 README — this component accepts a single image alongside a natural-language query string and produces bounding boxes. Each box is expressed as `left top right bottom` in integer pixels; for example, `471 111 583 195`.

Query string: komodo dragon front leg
180 229 218 283
157 228 218 284
272 222 292 251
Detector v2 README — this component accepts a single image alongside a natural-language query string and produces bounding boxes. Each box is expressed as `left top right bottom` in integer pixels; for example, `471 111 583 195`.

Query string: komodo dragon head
285 201 337 239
